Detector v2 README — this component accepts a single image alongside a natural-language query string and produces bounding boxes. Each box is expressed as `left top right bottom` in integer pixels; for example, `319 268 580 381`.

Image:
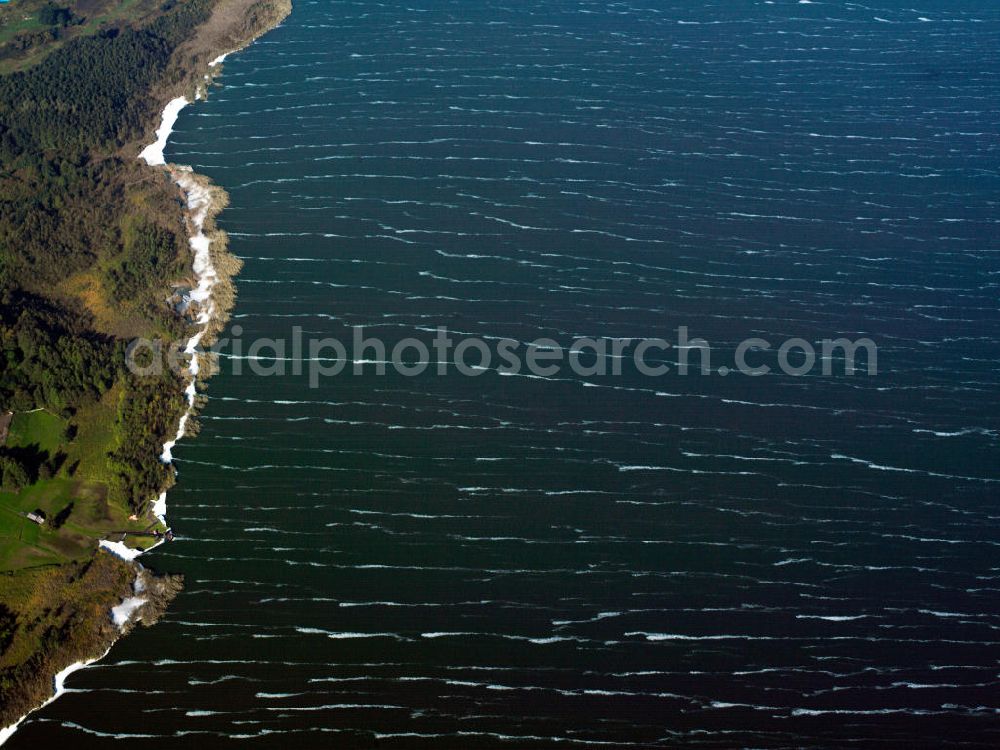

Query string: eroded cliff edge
0 0 291 736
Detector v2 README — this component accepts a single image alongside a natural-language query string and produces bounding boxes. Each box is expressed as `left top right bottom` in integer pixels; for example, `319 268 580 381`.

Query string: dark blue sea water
11 1 1000 747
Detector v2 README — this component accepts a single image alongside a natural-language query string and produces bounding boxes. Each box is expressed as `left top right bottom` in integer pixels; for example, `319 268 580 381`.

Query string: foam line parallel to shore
0 2 293 740
137 46 244 532
0 648 113 746
138 97 189 167
0 91 215 750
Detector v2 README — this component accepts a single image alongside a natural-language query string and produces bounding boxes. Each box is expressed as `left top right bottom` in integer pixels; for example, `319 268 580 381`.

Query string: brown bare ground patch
178 0 292 74
0 0 290 735
60 272 118 332
0 412 12 447
133 0 292 155
58 272 145 340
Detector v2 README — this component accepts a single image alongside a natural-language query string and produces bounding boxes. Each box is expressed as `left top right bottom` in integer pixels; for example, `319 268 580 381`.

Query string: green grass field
5 410 64 455
0 0 164 73
0 393 164 571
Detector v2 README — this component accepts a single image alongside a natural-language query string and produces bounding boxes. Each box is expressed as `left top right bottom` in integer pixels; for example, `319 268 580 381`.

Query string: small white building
26 511 45 525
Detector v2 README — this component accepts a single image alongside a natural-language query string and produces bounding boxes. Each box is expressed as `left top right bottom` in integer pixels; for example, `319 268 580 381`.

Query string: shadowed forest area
0 0 215 724
0 0 291 729
0 0 216 566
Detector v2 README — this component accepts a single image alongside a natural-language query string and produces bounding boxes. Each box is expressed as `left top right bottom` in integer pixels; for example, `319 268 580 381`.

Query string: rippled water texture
13 1 1000 747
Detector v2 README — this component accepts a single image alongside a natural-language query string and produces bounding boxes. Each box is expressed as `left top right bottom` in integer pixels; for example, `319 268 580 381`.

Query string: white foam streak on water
98 540 145 561
0 63 229 750
0 649 113 746
110 597 147 628
156 133 223 536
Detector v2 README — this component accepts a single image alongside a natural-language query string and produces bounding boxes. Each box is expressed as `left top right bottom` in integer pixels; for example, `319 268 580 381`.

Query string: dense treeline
0 155 121 286
109 373 183 512
0 454 32 492
0 288 120 414
37 5 78 28
0 0 211 153
109 219 183 304
1 28 170 151
0 0 214 514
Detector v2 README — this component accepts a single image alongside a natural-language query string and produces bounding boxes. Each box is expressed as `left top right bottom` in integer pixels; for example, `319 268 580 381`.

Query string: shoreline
0 648 112 746
108 0 294 572
0 1 292 743
145 1 296 528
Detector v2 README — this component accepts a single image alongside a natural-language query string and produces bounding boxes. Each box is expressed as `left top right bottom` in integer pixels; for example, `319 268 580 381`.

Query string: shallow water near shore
9 1 1000 746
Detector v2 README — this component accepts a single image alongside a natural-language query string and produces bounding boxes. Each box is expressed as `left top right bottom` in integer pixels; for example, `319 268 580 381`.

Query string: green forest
0 0 225 716
0 0 295 726
0 0 214 567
